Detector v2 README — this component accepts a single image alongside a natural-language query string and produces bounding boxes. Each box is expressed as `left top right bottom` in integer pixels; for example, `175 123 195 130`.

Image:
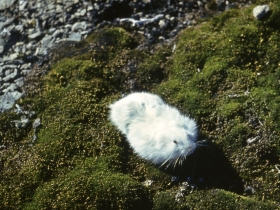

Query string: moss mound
1 3 280 209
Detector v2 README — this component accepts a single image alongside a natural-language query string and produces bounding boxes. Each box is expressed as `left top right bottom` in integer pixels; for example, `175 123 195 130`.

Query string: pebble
253 5 270 20
0 38 4 53
0 0 16 10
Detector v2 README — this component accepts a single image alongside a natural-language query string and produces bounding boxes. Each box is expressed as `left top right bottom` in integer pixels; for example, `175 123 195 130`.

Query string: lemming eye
173 140 178 144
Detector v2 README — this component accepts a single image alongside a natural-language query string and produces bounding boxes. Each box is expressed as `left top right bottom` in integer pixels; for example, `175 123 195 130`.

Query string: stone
10 91 23 101
28 31 44 40
0 92 14 111
41 35 53 47
253 5 270 20
22 70 31 75
0 37 4 53
20 63 31 69
14 24 23 32
15 77 24 88
0 0 16 10
1 28 11 39
19 1 28 11
3 69 18 82
80 9 87 16
72 22 88 31
0 18 14 31
52 29 63 38
3 53 19 62
158 19 166 28
3 83 17 92
68 32 82 41
3 65 17 70
35 47 48 56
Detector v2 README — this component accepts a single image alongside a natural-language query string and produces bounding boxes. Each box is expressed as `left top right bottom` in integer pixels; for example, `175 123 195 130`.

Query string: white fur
109 92 198 167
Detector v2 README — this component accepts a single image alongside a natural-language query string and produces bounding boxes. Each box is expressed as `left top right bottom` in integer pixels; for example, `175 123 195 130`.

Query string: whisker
159 156 172 168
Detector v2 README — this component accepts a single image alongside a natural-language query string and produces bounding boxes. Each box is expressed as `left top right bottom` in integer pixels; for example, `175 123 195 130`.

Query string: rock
0 66 3 76
0 91 18 112
52 29 63 38
3 69 18 82
80 8 87 16
72 21 88 31
28 31 44 40
3 53 19 62
68 32 82 41
41 35 53 48
244 186 256 195
3 83 17 92
19 0 28 11
0 18 14 31
15 77 24 88
0 37 4 53
11 91 23 101
158 19 166 28
14 24 24 32
3 65 17 70
253 5 270 20
20 63 31 69
35 47 48 56
0 93 13 111
22 69 31 75
0 0 16 10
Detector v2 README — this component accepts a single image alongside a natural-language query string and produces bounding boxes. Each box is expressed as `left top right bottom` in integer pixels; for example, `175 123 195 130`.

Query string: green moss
24 157 152 210
188 189 278 209
153 189 278 209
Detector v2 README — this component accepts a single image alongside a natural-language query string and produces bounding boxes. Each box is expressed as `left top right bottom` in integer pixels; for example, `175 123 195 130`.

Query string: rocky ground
0 0 253 112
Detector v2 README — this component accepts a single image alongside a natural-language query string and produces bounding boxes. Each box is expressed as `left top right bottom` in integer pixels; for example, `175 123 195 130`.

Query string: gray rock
0 18 14 31
15 77 24 88
22 69 31 75
68 32 82 42
3 53 19 62
3 69 18 82
4 69 13 76
72 21 87 31
26 41 36 50
3 65 17 70
48 4 55 10
14 24 23 32
35 47 48 56
41 35 53 47
158 19 166 28
49 28 56 33
52 29 63 38
0 92 14 111
80 8 87 16
19 1 28 11
87 5 93 11
0 66 3 76
253 5 270 20
0 0 16 10
1 28 11 39
28 31 44 40
56 5 63 13
3 83 17 92
20 63 31 69
0 37 4 53
11 91 23 101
